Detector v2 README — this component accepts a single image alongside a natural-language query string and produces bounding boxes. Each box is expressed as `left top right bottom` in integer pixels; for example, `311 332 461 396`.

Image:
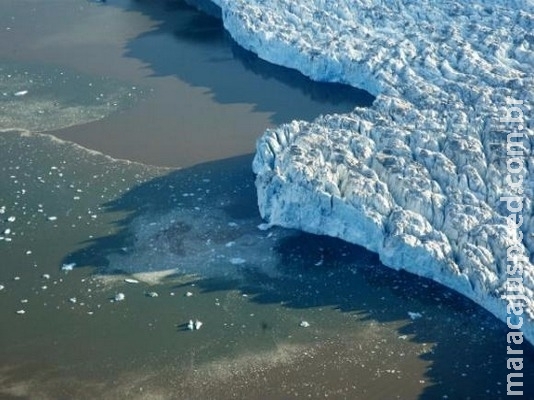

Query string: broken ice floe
61 263 76 271
187 319 203 330
14 90 28 97
124 278 139 284
114 293 125 302
299 321 311 328
146 291 159 298
408 312 423 320
16 310 25 315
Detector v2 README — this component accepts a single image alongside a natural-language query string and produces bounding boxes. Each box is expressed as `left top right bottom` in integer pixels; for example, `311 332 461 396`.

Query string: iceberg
199 0 534 342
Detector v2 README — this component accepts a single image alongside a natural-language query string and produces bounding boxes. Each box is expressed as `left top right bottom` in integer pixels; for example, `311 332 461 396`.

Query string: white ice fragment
41 285 48 290
20 299 28 303
124 278 139 284
0 207 5 214
114 293 125 302
408 312 423 320
257 223 272 231
146 291 159 298
47 216 58 221
69 297 77 304
14 90 28 96
230 258 246 265
13 276 20 281
300 321 311 328
25 250 32 255
194 320 203 330
16 310 26 315
228 222 238 227
61 263 76 271
42 274 50 280
3 228 11 235
0 285 4 291
225 241 235 247
187 319 195 330
7 216 15 222
185 291 193 297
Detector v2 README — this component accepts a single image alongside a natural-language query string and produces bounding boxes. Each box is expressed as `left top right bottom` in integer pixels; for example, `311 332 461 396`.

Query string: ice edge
202 0 534 343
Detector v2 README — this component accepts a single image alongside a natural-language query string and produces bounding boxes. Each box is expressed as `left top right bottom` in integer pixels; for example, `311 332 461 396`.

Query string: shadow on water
119 0 375 124
63 154 534 399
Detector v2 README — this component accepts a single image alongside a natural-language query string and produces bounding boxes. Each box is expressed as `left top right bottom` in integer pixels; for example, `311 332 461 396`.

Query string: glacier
198 0 534 342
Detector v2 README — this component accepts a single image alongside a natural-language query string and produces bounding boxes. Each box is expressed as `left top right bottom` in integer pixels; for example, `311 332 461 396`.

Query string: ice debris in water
0 285 4 291
69 297 77 304
124 278 139 284
114 293 126 302
7 216 15 222
299 321 311 328
61 263 76 271
14 90 28 97
146 291 159 298
187 319 203 331
42 274 51 280
47 216 58 221
230 257 246 265
408 312 423 320
16 310 26 315
185 291 193 297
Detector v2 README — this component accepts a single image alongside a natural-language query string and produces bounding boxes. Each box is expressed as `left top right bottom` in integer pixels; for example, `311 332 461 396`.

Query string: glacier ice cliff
204 0 534 342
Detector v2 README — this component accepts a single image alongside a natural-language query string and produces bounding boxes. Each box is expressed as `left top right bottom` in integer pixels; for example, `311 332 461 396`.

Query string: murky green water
1 0 533 399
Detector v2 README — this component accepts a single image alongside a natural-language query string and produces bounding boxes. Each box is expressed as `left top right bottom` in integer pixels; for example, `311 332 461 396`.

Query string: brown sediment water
0 1 533 399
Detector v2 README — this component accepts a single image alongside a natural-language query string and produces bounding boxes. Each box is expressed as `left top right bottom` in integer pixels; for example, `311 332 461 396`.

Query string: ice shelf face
208 0 534 341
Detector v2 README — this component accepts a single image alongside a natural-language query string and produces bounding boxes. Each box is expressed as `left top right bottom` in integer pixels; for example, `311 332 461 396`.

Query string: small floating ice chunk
14 90 28 96
114 293 125 302
185 291 193 297
47 216 58 221
194 320 203 330
25 250 32 255
230 258 246 265
0 285 4 291
20 299 28 303
187 319 194 330
61 263 76 271
42 274 51 280
3 228 11 235
69 297 77 304
257 223 272 231
299 321 311 328
146 291 159 298
13 276 20 281
408 312 423 320
228 222 239 228
0 207 5 214
16 309 26 315
124 278 139 284
7 216 16 222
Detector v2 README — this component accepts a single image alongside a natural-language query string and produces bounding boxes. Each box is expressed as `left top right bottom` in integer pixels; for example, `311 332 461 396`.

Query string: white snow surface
205 0 534 341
